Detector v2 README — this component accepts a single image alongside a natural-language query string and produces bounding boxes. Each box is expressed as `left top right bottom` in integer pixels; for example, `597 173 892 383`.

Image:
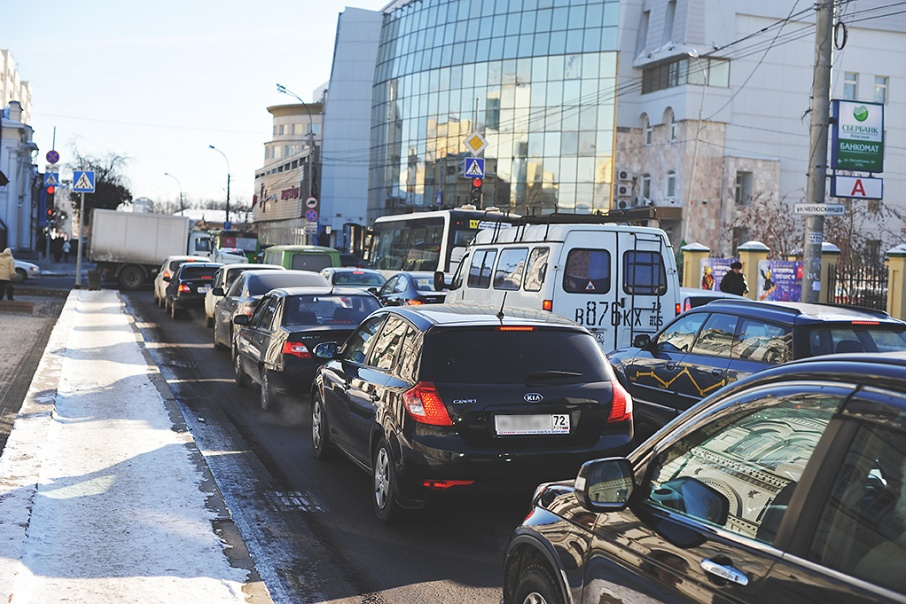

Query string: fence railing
829 263 888 311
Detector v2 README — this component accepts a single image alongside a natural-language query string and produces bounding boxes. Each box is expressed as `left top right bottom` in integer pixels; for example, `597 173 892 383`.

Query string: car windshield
333 272 385 286
807 324 906 355
421 328 609 384
413 276 439 292
283 294 380 325
248 272 325 296
179 266 217 280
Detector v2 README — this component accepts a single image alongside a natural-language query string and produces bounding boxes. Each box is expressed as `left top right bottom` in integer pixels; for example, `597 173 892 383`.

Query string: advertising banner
757 260 803 302
831 100 884 173
700 258 736 291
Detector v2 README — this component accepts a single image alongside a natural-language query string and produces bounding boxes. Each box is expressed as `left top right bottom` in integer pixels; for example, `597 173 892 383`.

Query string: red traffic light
46 185 55 195
472 178 482 188
47 209 53 217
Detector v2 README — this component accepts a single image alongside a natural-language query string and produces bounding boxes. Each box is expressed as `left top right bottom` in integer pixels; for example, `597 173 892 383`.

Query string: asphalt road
123 290 529 604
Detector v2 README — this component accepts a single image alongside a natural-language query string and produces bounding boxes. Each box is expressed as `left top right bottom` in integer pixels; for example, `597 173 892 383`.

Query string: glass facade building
369 0 621 223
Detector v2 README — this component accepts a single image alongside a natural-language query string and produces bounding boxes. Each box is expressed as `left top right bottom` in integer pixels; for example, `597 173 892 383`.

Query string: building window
844 72 858 100
644 117 652 146
735 171 753 205
642 57 730 94
641 174 651 199
874 76 888 104
666 171 676 198
279 124 285 135
670 117 677 142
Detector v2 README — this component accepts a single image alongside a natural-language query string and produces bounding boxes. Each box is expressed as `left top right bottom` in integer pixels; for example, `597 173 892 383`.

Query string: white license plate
198 285 211 293
495 414 570 436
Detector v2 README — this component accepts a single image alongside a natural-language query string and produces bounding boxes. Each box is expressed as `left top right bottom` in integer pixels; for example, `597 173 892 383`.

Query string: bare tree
726 193 803 258
67 150 133 225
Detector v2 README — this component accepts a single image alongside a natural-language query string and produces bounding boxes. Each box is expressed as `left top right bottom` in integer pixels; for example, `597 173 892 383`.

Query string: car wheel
260 369 278 411
311 393 333 459
13 268 26 283
118 266 144 291
233 351 248 387
373 439 404 523
512 564 564 604
206 315 214 328
170 300 180 320
157 290 165 308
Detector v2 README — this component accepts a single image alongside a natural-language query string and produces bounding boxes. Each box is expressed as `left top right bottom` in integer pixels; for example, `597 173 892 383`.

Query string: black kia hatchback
310 304 634 522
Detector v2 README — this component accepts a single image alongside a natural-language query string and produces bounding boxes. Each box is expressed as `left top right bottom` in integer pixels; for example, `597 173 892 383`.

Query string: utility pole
801 0 835 302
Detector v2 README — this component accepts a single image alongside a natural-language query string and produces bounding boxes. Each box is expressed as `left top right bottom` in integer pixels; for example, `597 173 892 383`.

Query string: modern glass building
368 0 621 223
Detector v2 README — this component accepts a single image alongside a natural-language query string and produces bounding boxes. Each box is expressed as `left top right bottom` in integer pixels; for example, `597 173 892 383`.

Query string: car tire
13 268 26 283
311 393 333 459
373 439 404 523
157 291 165 308
170 300 180 320
233 350 248 387
206 315 214 328
260 369 278 411
118 266 144 291
512 563 564 604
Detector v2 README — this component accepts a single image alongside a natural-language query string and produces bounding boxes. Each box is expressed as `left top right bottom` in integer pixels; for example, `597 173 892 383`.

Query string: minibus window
563 249 611 294
624 251 667 295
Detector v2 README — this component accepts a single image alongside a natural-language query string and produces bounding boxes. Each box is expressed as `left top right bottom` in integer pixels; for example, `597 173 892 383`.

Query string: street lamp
208 145 231 227
682 49 708 245
163 172 185 213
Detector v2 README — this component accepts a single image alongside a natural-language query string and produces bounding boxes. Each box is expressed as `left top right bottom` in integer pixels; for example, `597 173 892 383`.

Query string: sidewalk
0 290 271 603
34 257 95 278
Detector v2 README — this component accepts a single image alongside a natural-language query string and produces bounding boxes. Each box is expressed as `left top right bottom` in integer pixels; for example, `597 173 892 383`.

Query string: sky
1 0 389 209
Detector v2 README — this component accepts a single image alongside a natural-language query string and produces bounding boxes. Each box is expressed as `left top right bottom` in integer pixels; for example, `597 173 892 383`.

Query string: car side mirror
649 476 730 526
233 315 250 326
574 457 635 512
367 287 379 296
212 287 225 296
313 341 339 360
632 334 651 348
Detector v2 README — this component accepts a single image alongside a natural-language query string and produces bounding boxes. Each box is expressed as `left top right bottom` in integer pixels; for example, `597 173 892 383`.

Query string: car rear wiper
525 370 584 382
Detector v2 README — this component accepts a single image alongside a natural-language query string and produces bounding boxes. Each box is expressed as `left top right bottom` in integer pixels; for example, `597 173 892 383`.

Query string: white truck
89 209 214 290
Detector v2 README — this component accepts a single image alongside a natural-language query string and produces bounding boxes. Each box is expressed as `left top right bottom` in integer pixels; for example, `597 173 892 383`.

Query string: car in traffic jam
164 261 221 319
375 271 446 306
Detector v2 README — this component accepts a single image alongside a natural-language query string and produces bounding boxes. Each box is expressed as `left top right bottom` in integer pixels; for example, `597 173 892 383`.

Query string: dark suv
165 262 221 320
309 304 634 522
503 353 906 604
608 300 906 438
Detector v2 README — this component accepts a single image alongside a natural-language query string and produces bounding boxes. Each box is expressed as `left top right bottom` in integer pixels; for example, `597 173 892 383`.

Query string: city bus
368 206 516 276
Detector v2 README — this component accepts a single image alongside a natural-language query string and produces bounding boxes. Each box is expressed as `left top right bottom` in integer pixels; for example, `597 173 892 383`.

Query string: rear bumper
268 363 319 396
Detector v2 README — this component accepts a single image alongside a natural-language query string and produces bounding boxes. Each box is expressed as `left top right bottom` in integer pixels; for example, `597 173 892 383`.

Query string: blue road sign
46 150 60 164
224 221 233 230
464 157 485 179
305 208 318 222
44 171 60 187
72 170 96 193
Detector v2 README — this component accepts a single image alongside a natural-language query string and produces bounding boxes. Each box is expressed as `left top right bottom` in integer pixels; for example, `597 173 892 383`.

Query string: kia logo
524 393 543 403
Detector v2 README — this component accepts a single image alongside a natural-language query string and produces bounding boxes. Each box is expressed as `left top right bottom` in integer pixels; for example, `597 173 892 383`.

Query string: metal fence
829 263 888 311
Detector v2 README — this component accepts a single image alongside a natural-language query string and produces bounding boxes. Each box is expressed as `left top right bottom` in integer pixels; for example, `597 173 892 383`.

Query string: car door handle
369 392 380 402
700 558 749 586
711 369 723 376
665 363 677 371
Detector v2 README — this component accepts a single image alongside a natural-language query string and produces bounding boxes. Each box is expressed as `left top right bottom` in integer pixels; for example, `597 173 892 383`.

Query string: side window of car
494 248 528 291
733 319 792 364
368 317 409 370
226 276 244 297
644 386 845 546
396 326 421 382
212 270 223 289
807 388 906 595
690 313 738 358
394 277 408 293
657 313 708 353
523 247 549 292
468 249 497 289
342 315 385 364
563 249 610 294
379 276 397 297
250 296 275 328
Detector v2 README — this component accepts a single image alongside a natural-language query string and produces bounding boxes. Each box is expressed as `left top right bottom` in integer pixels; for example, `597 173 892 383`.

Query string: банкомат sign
831 100 884 173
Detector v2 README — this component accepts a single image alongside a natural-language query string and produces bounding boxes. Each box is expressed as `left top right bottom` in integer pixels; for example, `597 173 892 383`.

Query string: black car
376 271 446 306
503 352 906 604
212 269 329 351
608 300 906 439
309 304 634 522
232 287 381 410
164 262 221 319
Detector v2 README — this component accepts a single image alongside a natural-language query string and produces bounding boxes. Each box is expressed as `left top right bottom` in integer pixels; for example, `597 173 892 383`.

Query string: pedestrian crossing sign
44 171 59 187
464 157 485 179
72 170 96 193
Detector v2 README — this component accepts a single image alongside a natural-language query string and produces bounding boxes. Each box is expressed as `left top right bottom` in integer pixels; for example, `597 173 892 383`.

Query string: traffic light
46 184 55 210
469 178 482 204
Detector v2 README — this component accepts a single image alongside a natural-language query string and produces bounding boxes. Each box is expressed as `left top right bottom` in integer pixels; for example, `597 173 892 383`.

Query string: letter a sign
831 175 883 200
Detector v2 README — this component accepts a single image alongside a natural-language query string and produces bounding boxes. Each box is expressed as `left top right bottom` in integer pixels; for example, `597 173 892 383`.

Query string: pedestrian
62 239 71 262
0 247 16 301
720 261 749 296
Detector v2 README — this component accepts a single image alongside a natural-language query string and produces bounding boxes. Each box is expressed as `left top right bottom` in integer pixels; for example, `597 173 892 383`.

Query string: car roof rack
814 302 891 319
513 207 659 228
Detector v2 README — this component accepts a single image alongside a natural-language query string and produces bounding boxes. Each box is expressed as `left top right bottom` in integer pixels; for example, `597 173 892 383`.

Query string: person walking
720 261 749 296
62 239 71 262
0 247 16 300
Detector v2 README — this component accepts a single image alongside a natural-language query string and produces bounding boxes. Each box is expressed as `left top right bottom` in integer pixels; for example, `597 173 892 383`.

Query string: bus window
524 247 550 292
468 249 497 289
494 248 528 291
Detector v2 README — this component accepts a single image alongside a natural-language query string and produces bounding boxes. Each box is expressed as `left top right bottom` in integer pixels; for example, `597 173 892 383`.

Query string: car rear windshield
179 266 218 280
420 328 610 384
248 272 325 295
807 324 906 356
333 272 385 286
283 294 380 325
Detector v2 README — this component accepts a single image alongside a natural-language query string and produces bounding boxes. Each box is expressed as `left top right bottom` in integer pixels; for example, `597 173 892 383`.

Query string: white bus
368 206 516 276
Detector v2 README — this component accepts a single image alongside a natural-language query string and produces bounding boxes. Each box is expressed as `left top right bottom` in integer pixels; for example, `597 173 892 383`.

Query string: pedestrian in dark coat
720 261 749 296
0 248 16 300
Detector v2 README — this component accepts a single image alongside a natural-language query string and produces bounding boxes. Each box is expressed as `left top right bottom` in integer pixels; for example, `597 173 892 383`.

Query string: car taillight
420 479 474 489
406 299 425 305
178 284 191 293
282 341 311 359
402 381 453 426
684 299 692 312
240 302 256 317
542 299 553 311
608 378 633 423
163 270 171 280
499 326 534 331
852 320 880 325
675 302 682 315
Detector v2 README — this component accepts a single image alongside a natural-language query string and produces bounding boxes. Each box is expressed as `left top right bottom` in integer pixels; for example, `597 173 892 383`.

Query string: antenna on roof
497 291 508 321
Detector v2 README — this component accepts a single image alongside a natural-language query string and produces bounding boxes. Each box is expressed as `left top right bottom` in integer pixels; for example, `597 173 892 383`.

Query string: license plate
198 285 211 293
495 414 570 436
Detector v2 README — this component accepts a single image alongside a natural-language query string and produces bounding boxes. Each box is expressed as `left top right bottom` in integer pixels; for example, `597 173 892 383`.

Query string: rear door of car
674 312 738 413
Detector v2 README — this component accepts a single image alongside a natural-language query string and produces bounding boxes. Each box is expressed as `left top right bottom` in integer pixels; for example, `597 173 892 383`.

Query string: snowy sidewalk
0 290 270 603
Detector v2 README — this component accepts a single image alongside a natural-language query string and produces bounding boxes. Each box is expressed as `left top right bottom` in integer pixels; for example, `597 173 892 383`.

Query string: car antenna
497 291 508 321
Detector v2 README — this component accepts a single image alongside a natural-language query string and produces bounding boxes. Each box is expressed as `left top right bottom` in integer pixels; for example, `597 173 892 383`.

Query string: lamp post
163 172 185 213
208 145 231 227
682 49 708 246
276 84 316 194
